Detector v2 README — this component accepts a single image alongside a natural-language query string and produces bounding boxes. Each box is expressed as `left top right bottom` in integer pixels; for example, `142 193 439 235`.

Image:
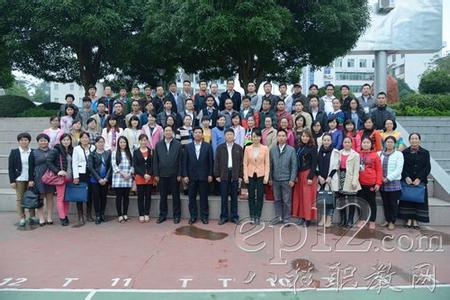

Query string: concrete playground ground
1 211 450 299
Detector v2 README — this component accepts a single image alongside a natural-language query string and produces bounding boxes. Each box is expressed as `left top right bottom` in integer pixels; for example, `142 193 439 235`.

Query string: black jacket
296 145 318 180
8 148 35 183
165 93 179 114
220 90 242 111
311 110 328 131
153 139 182 177
214 143 243 180
133 147 153 177
88 150 112 181
402 146 431 184
46 144 71 174
340 96 355 112
182 142 213 181
370 105 396 130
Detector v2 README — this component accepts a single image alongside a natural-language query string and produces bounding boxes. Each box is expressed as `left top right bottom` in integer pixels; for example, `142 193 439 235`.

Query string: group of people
8 80 431 230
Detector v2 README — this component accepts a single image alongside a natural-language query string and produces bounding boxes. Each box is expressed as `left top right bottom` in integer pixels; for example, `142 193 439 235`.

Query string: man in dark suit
220 78 242 111
182 127 214 224
166 81 179 114
153 125 182 224
214 128 243 225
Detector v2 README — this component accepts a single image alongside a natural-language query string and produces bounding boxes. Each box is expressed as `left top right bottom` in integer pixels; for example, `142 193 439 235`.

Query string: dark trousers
381 190 401 223
248 174 264 218
159 176 181 218
357 185 377 222
76 176 92 216
137 184 152 216
220 169 239 220
92 183 108 217
115 187 130 216
188 180 209 219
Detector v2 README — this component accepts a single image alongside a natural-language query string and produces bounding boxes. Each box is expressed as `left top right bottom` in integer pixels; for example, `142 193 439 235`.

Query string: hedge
394 93 450 116
38 102 62 110
0 95 36 117
19 106 58 117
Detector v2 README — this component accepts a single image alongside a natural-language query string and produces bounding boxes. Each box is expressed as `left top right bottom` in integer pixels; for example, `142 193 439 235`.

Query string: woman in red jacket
357 137 382 229
356 117 382 153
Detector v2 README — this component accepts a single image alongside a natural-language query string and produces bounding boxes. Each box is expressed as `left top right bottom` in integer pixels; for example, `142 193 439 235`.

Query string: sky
443 0 449 53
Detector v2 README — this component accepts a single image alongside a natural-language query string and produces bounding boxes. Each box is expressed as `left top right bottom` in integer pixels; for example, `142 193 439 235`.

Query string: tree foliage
419 55 450 94
2 0 146 92
141 0 370 91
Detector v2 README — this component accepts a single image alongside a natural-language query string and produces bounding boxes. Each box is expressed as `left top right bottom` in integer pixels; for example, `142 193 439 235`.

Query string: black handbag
22 188 41 209
316 184 335 209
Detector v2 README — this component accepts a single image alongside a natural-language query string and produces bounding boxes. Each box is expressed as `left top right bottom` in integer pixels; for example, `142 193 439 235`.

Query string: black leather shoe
95 217 102 225
218 218 227 225
174 217 180 224
339 211 347 226
188 218 197 225
156 217 166 224
231 218 239 224
304 220 311 227
255 218 260 225
201 218 209 224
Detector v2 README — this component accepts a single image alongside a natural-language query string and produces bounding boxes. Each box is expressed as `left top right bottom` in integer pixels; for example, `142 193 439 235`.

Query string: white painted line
1 284 450 293
84 290 96 300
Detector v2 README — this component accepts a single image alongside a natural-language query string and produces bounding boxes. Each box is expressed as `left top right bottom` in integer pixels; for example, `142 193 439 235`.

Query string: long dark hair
344 119 357 137
59 133 74 154
106 115 119 133
115 136 132 165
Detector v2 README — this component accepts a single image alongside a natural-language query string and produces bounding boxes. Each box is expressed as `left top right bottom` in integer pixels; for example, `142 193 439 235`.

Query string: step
397 117 450 126
435 159 450 170
427 150 450 159
0 117 49 129
398 126 450 134
418 133 450 143
0 188 449 225
0 141 38 155
0 130 46 141
421 141 450 149
0 155 7 169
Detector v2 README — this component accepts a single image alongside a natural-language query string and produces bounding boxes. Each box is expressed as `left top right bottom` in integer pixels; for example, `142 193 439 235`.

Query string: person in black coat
8 132 39 226
88 136 112 224
182 127 214 224
133 134 153 222
153 125 182 224
220 79 242 111
398 132 431 229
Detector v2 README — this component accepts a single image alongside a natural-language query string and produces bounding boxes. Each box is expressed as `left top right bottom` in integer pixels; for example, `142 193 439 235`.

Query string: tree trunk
75 44 101 95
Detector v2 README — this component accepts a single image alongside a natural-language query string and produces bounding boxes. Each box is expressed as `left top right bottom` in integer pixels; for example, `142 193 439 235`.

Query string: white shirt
194 142 202 159
16 147 31 181
311 108 318 120
321 95 336 115
165 138 173 152
226 143 233 168
279 144 286 153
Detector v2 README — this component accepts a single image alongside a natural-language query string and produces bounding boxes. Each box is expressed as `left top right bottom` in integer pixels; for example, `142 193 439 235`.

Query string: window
308 69 315 86
347 58 355 68
324 67 331 75
397 65 405 75
392 55 396 62
401 53 405 59
335 58 343 68
70 84 74 91
324 81 331 86
53 83 59 90
372 60 375 68
359 59 367 68
54 97 59 102
335 72 374 81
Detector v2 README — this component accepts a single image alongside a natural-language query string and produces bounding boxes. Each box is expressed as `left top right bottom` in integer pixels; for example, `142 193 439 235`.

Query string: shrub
394 93 450 116
0 95 36 117
38 102 62 110
19 107 58 117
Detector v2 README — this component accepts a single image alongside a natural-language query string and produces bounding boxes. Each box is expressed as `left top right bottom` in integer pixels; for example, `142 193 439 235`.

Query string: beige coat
319 148 340 192
339 149 361 193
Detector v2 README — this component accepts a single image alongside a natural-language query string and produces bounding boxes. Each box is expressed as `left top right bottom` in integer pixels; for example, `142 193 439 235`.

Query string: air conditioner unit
378 0 395 12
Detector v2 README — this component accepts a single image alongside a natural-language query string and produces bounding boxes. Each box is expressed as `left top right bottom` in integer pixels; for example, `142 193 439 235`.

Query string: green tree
5 81 30 99
1 0 146 93
0 0 13 88
396 77 414 98
419 69 450 94
32 82 50 103
140 0 369 92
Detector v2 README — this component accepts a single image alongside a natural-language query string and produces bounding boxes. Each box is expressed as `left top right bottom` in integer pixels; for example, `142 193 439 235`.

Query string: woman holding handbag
316 133 340 228
112 136 134 223
46 134 73 226
133 134 153 223
88 136 111 224
378 136 404 231
72 132 96 225
33 133 56 225
398 133 431 229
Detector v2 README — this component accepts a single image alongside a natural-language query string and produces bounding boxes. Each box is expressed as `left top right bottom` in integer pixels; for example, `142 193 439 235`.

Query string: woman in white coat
378 135 404 230
72 132 96 225
337 136 362 227
316 133 340 227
